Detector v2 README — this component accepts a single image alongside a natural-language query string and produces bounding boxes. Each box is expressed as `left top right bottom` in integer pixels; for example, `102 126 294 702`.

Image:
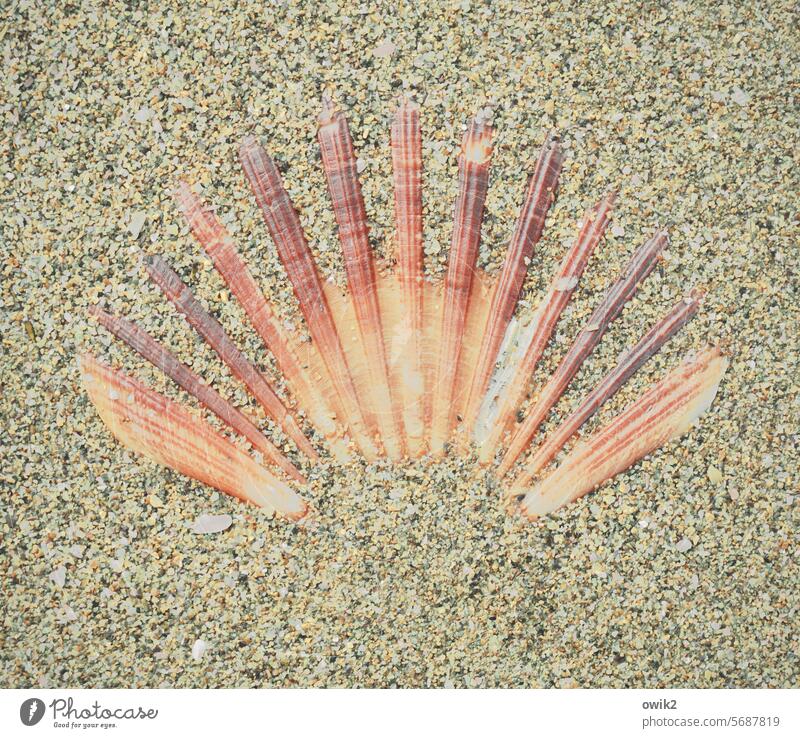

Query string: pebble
128 211 147 239
191 640 208 661
192 514 233 534
49 566 66 588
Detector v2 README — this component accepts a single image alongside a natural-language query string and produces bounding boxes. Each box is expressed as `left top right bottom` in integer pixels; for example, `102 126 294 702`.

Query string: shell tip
319 92 338 125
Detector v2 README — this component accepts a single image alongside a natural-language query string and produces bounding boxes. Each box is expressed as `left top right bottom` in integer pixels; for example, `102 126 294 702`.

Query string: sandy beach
1 0 798 687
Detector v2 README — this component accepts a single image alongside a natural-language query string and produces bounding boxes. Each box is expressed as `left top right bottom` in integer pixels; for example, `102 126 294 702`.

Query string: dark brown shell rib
80 352 308 519
89 306 305 483
317 96 405 459
429 114 494 456
497 228 668 477
143 254 318 461
462 132 562 432
238 136 380 460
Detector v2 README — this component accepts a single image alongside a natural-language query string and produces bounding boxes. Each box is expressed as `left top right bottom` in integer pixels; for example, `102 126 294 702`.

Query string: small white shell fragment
128 211 147 238
49 565 66 587
730 86 750 106
372 40 397 58
191 639 207 660
133 106 152 122
192 514 233 534
555 276 578 291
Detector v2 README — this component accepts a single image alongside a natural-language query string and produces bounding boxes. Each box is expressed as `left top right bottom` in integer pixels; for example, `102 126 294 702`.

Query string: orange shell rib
498 227 668 477
144 254 317 462
173 181 351 462
80 353 309 520
89 306 305 484
390 98 426 456
238 136 380 460
474 192 615 463
514 288 703 487
462 132 562 432
429 115 494 456
317 97 405 459
512 346 728 519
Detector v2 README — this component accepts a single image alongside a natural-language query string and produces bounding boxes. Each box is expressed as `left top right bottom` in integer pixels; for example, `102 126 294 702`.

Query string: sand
1 0 798 687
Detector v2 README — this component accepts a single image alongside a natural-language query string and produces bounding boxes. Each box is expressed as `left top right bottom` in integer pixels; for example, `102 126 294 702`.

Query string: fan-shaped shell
83 96 727 522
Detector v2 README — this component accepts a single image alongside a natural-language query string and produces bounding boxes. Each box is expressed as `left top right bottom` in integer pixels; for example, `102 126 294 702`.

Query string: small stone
191 639 207 660
49 565 66 587
128 211 146 238
133 106 152 122
372 40 397 58
708 465 723 484
730 87 750 106
676 537 693 553
147 494 164 508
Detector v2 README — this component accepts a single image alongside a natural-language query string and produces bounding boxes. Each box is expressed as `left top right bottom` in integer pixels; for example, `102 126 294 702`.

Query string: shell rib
512 346 728 520
513 288 704 488
143 254 318 462
462 132 562 432
497 227 668 476
173 181 350 462
80 353 308 519
237 136 379 460
89 306 306 484
429 114 494 455
390 98 426 456
317 96 405 460
474 192 616 463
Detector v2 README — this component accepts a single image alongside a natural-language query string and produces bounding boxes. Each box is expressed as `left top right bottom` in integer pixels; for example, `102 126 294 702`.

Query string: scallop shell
83 96 727 522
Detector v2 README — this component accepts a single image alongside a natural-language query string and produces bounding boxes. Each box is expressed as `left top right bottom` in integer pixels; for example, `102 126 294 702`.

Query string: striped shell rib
173 181 349 462
89 306 306 484
317 96 405 460
463 132 562 432
497 227 668 477
80 353 308 519
474 192 616 463
512 288 703 489
513 346 728 520
429 114 494 456
237 136 380 460
143 254 317 462
390 98 426 456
